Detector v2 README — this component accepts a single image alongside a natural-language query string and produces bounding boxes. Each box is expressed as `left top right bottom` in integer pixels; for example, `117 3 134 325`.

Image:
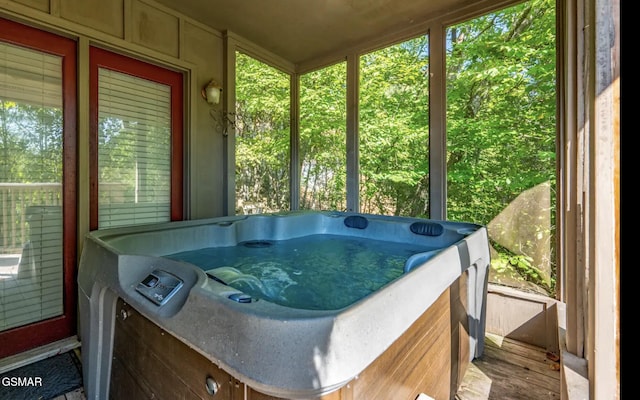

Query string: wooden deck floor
456 333 561 400
54 333 560 400
53 388 86 400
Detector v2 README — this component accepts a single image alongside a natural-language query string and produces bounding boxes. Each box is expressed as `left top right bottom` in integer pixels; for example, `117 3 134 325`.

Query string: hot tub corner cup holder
135 269 184 306
456 227 477 236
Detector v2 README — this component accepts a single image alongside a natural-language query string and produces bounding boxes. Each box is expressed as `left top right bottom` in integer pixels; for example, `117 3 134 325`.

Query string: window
234 52 290 214
299 62 347 211
90 47 183 229
445 0 557 295
359 35 430 216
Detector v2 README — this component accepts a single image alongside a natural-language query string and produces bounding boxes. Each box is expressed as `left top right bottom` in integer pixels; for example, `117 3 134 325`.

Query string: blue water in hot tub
165 234 439 310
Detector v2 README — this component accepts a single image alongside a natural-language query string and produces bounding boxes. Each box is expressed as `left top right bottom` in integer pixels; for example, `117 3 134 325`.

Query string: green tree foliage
359 36 430 216
446 0 556 224
235 53 291 213
98 115 171 203
0 100 62 183
0 99 63 246
445 0 556 293
299 63 347 211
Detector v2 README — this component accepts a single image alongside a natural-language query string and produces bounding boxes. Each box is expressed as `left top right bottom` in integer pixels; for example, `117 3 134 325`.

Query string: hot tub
78 211 490 399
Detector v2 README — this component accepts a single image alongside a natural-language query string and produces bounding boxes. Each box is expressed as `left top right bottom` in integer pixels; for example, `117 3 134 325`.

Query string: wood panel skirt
109 272 470 400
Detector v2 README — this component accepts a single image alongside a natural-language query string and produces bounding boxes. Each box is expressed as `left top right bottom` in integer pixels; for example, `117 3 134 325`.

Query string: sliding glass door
0 18 77 358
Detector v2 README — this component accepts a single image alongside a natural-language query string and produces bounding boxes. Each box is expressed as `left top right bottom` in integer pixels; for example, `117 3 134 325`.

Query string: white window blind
97 68 171 229
0 42 62 108
0 42 64 331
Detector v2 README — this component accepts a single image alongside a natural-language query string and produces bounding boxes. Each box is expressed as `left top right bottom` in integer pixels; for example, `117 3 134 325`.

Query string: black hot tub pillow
410 221 444 236
343 215 369 229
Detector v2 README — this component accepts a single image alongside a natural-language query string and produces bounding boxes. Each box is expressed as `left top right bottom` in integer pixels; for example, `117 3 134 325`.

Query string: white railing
0 183 62 253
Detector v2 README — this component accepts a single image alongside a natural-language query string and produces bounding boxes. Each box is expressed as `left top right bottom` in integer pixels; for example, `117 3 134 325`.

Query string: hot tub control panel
136 269 184 306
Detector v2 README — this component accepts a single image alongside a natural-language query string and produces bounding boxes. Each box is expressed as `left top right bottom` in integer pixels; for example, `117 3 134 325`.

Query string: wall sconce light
201 79 222 105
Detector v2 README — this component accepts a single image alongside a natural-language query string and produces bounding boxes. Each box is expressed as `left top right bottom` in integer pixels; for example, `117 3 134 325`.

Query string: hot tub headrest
344 215 368 229
410 221 444 236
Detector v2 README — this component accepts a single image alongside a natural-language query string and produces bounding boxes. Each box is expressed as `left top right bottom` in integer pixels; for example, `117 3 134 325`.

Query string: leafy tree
0 100 62 183
299 63 347 211
234 0 555 221
98 116 171 203
445 0 557 292
446 0 556 225
235 52 291 213
0 99 63 248
359 36 430 216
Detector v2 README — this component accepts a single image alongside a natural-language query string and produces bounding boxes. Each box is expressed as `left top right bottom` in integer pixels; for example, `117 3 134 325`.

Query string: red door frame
0 18 78 359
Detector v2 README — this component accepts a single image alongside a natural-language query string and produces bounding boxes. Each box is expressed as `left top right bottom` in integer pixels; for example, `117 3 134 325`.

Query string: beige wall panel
59 0 123 37
131 0 179 57
9 0 49 13
183 22 220 67
183 21 225 218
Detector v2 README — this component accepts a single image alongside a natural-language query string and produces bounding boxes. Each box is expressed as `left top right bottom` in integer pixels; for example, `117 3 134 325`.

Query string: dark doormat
0 350 82 400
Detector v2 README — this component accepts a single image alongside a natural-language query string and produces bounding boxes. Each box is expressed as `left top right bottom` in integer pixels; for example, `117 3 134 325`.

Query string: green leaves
235 53 292 212
0 100 63 183
446 0 556 224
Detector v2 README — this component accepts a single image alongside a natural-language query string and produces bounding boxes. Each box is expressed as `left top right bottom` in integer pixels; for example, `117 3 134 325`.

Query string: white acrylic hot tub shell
78 211 490 399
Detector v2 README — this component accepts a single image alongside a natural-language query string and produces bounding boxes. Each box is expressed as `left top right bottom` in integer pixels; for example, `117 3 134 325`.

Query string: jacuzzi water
166 234 438 310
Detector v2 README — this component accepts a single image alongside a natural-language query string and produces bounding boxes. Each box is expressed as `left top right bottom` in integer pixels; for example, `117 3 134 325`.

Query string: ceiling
154 0 475 66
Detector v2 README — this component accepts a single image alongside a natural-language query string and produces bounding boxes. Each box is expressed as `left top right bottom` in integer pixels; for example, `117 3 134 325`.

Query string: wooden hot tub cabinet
109 272 470 400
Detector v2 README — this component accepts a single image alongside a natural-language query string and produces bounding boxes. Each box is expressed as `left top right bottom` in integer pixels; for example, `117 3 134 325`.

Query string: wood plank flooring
455 333 561 400
55 333 560 400
53 388 86 400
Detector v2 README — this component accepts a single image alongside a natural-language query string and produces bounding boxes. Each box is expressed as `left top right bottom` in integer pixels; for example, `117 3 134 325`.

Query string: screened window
299 62 347 211
234 52 290 214
445 0 557 296
90 47 183 230
359 35 430 217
